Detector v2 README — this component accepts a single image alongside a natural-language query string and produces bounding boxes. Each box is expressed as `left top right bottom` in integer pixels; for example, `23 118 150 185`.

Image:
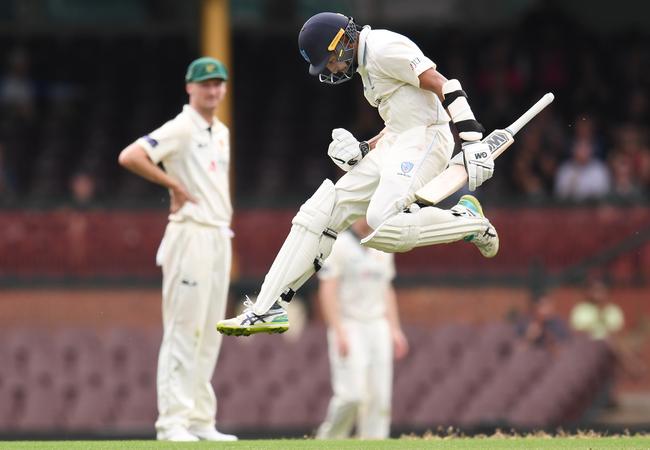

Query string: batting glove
328 128 369 172
462 141 494 191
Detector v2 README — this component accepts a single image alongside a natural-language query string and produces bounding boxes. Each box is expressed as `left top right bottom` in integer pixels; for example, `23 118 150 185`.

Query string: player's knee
365 206 387 230
365 197 389 229
293 179 336 233
366 196 410 230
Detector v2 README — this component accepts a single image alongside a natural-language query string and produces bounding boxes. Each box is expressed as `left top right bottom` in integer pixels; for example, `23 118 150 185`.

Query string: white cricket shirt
137 105 232 227
318 230 395 321
356 26 449 133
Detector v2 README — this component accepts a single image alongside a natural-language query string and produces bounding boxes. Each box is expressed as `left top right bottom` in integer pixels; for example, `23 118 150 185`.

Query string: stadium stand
0 323 614 436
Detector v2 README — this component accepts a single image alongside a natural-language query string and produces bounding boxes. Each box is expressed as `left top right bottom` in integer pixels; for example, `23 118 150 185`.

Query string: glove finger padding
331 128 355 142
328 128 363 172
472 163 494 191
462 141 494 191
328 137 360 160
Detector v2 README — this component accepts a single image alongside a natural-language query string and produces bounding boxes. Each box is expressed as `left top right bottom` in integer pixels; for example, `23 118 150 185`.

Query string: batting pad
253 179 337 315
361 206 487 253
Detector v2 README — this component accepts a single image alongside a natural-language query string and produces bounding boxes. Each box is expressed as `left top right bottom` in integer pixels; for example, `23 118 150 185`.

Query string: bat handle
505 93 555 136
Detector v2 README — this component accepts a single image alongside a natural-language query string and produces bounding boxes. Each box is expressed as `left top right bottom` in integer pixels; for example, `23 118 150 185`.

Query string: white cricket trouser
317 318 393 439
329 123 454 233
251 123 453 316
155 220 232 435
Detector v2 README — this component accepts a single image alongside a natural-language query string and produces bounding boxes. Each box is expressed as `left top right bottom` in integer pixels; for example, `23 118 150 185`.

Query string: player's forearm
418 68 447 102
118 144 179 191
419 69 484 142
366 128 386 150
385 286 403 333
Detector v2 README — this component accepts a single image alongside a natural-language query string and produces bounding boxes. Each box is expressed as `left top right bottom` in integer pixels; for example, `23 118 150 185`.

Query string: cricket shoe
189 426 238 441
216 297 289 336
157 427 199 442
452 194 499 258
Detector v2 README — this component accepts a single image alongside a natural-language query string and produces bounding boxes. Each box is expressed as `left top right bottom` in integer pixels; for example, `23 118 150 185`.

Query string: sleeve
317 239 343 281
136 119 186 164
377 33 436 87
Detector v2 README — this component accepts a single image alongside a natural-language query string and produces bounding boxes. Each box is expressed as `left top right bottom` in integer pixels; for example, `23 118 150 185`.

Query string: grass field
2 436 650 450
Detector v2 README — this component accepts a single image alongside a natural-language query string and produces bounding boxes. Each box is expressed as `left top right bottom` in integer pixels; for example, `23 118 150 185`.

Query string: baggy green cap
185 56 228 82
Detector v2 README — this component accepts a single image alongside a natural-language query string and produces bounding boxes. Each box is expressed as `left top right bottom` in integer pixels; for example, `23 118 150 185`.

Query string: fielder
218 12 498 336
118 57 237 442
316 219 408 439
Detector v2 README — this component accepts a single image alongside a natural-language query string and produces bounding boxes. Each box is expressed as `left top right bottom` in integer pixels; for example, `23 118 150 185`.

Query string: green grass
1 437 650 450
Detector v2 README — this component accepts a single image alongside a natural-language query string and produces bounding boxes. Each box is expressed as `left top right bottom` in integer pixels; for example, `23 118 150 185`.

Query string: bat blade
415 129 514 205
414 93 554 206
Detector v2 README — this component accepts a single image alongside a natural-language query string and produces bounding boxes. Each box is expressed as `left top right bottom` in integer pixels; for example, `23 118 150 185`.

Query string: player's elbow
118 147 131 167
118 144 142 169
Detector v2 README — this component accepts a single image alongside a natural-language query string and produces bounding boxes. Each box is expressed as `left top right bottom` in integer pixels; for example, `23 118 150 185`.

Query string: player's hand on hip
335 327 350 358
392 329 409 360
169 183 198 213
462 141 494 191
328 128 369 172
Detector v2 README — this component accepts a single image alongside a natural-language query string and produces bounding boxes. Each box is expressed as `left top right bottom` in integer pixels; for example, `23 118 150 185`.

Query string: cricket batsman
218 12 498 336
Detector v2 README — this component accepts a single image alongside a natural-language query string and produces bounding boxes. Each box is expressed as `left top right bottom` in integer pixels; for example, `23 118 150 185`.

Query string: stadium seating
0 323 615 436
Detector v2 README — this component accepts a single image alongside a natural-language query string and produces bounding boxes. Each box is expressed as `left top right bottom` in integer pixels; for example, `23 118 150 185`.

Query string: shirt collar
184 104 214 131
356 25 372 72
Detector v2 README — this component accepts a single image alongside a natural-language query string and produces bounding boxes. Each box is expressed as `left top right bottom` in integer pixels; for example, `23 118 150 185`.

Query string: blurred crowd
0 5 648 208
511 278 647 402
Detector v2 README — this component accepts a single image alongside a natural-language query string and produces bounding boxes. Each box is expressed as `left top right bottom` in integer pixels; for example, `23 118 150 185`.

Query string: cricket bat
415 93 555 205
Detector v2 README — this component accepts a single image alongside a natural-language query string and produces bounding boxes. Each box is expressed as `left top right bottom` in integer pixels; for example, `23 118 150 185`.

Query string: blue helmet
298 12 360 85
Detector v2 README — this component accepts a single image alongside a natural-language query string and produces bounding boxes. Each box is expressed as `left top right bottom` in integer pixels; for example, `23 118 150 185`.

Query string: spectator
610 124 650 192
554 116 611 201
608 151 646 204
68 171 97 208
570 279 624 341
515 295 570 350
569 279 647 405
511 123 560 202
0 47 36 120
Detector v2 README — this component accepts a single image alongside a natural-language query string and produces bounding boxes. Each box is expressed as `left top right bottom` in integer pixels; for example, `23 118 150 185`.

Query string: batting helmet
298 12 360 85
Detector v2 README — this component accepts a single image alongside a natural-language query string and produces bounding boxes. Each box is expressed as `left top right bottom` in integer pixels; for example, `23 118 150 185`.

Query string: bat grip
505 93 554 136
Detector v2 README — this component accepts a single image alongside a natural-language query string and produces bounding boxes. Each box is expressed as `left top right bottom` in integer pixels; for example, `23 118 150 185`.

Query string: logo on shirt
409 57 421 70
143 135 158 147
399 161 415 176
209 160 217 172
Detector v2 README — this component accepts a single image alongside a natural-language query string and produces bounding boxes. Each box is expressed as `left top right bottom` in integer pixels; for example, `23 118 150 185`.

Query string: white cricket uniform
329 26 454 232
316 230 396 439
137 104 232 436
248 26 461 317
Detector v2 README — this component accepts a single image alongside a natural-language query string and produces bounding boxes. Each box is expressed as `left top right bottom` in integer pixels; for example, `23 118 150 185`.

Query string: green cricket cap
185 56 228 83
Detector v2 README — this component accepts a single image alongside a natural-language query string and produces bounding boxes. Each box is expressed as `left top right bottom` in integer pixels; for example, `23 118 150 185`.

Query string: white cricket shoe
189 426 238 441
157 427 199 442
216 298 289 336
452 194 499 258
